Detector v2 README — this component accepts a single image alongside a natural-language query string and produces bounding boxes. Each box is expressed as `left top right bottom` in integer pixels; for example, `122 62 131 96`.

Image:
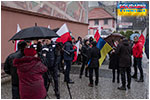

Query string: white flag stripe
98 25 102 35
48 25 50 29
75 41 80 56
17 24 21 32
15 24 21 51
56 23 69 36
52 23 69 42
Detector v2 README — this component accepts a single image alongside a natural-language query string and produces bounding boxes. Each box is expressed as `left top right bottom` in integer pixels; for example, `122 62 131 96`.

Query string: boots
54 89 60 99
137 77 144 82
131 74 137 79
118 85 126 90
127 84 130 89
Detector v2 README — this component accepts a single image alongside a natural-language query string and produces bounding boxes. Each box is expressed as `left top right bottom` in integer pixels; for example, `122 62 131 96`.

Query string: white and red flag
73 41 80 62
94 25 102 42
52 23 72 44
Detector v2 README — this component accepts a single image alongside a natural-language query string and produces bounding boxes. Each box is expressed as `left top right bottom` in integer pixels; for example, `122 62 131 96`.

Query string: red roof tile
88 8 114 19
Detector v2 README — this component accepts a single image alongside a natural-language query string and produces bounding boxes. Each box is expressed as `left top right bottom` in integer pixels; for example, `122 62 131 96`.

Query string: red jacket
13 56 47 99
132 41 143 58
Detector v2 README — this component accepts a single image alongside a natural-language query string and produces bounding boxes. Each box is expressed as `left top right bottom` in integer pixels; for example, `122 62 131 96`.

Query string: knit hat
24 48 37 56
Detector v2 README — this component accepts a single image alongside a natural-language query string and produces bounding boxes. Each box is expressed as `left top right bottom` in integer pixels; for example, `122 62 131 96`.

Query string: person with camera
41 38 60 99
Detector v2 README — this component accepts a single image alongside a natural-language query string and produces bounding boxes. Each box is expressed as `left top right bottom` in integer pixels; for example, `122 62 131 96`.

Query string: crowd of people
4 34 147 99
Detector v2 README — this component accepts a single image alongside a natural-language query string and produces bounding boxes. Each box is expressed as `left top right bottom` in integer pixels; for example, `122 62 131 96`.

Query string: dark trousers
89 67 99 85
56 56 62 72
49 67 59 94
43 67 59 94
64 60 72 82
12 85 20 99
77 54 82 64
120 67 131 87
80 57 88 76
112 69 120 82
133 57 143 79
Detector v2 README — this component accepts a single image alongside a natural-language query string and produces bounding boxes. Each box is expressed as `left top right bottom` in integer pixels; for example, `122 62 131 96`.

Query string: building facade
88 8 116 35
1 1 89 63
2 1 88 23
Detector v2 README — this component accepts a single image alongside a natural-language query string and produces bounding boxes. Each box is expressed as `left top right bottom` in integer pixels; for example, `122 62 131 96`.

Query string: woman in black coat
109 40 120 83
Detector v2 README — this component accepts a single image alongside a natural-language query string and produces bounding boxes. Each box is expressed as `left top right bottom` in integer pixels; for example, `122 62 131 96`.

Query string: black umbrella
52 28 59 33
10 25 59 40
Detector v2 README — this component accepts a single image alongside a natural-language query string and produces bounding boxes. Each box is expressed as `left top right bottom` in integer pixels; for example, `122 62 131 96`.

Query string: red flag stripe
94 30 100 42
56 32 71 44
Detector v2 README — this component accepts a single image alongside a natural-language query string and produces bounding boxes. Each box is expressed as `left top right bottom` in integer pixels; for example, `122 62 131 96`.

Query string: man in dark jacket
79 40 90 78
88 41 101 87
63 36 75 84
115 38 132 90
4 41 27 99
41 39 60 99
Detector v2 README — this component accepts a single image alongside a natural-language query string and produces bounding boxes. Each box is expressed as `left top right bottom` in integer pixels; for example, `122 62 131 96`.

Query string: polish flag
14 24 22 51
94 26 102 42
52 23 72 44
73 41 80 62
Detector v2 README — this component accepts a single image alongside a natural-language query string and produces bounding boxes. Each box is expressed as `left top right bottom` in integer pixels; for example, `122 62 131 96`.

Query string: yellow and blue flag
96 37 112 67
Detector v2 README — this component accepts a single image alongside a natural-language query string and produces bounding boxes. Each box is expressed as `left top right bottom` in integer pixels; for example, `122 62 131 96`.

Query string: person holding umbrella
109 40 120 83
41 38 60 99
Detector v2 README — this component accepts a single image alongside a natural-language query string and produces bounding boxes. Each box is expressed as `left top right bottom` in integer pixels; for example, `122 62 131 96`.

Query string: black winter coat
81 44 90 58
41 43 56 68
88 46 101 68
109 50 119 69
115 40 132 68
63 41 74 61
4 50 24 86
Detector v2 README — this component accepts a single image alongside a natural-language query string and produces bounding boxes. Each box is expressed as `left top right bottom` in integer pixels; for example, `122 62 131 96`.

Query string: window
104 19 108 25
94 19 99 25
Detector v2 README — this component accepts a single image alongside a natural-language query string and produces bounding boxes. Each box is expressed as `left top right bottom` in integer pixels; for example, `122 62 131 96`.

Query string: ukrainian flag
88 27 112 67
96 37 112 67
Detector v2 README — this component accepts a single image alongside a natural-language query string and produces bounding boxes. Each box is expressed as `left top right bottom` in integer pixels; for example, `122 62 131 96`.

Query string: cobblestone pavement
1 55 149 99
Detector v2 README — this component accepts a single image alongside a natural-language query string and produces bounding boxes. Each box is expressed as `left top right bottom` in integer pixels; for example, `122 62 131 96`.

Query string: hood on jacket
13 56 41 72
122 39 129 46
